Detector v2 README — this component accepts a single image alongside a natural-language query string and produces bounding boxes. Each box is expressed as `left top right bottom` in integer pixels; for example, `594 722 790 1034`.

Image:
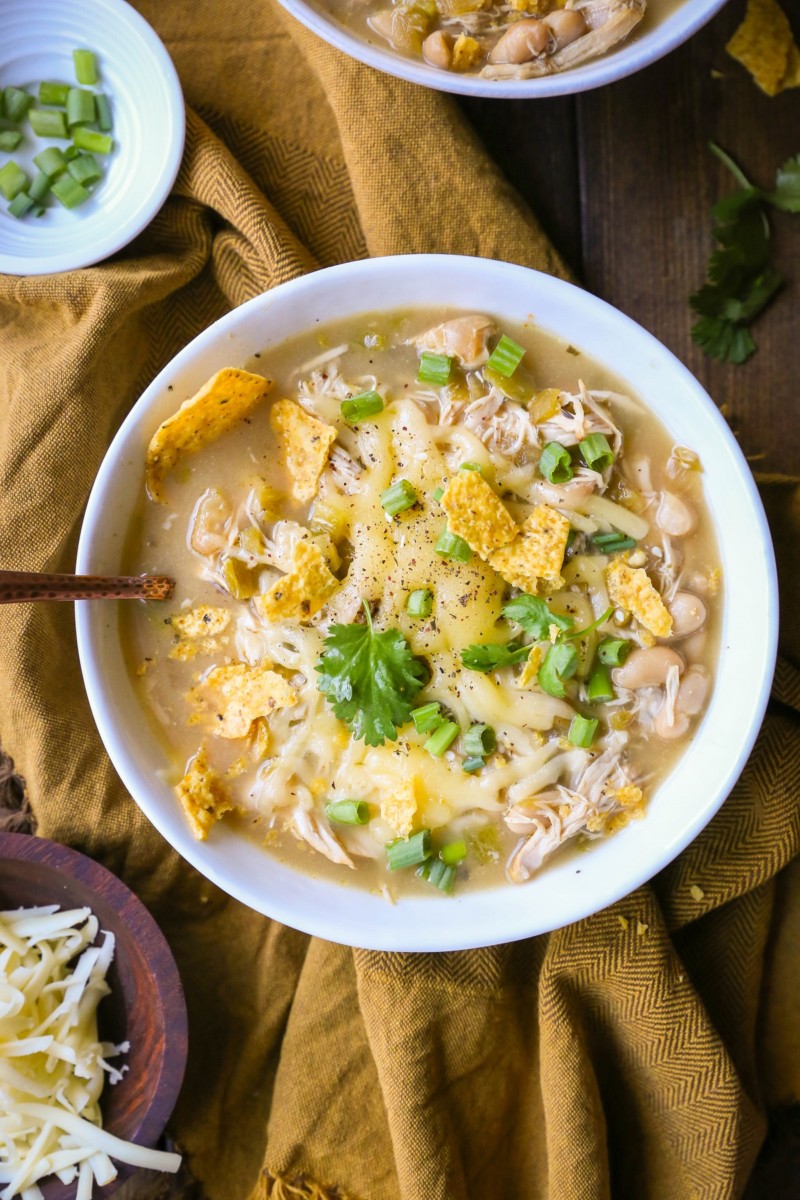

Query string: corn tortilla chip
176 747 233 840
189 662 297 739
381 778 419 839
441 470 518 560
606 559 672 639
255 540 339 622
726 0 800 96
490 504 569 592
271 399 337 503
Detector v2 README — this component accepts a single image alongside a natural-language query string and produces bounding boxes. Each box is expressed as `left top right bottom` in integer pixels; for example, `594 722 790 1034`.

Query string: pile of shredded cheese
0 905 181 1199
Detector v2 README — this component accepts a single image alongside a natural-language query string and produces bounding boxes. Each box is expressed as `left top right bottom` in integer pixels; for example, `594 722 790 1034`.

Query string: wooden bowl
0 833 188 1197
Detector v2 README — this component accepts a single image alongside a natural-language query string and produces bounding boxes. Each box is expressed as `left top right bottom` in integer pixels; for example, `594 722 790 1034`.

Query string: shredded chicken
292 806 354 868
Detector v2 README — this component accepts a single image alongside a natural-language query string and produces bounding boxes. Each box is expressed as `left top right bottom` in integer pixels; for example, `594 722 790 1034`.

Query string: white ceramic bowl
0 0 184 275
278 0 729 98
76 255 777 951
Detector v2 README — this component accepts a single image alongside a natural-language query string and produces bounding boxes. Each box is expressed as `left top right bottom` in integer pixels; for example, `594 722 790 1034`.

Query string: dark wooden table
463 0 800 477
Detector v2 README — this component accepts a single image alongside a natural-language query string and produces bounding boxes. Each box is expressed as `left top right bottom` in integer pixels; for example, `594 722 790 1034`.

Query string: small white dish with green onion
0 0 184 275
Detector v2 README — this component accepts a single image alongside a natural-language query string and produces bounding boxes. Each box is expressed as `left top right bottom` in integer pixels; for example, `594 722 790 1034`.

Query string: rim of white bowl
276 0 729 99
0 0 185 276
75 255 778 951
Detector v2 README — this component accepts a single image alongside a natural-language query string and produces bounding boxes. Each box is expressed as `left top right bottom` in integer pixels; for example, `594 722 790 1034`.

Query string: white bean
675 667 710 717
543 9 587 49
488 19 550 64
612 646 685 689
422 30 452 70
654 703 689 740
656 491 697 537
667 591 707 639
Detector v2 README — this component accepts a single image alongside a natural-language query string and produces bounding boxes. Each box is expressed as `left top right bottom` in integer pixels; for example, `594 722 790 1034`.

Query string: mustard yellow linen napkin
0 3 797 1199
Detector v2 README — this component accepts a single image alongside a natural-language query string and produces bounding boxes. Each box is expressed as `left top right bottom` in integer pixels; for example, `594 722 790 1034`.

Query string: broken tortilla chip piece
167 605 231 660
606 558 673 639
726 0 800 96
441 470 518 560
490 504 570 592
255 540 339 622
176 746 233 840
146 368 272 502
271 398 337 503
381 778 419 840
190 662 297 739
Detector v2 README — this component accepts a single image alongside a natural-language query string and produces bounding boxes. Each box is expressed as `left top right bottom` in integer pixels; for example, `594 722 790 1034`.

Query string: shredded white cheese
0 906 181 1199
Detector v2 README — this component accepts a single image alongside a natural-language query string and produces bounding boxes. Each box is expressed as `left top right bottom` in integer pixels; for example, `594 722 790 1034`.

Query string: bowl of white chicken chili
75 255 776 951
276 0 729 98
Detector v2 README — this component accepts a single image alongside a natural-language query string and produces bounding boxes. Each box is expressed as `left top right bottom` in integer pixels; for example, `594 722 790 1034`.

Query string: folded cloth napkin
0 3 798 1198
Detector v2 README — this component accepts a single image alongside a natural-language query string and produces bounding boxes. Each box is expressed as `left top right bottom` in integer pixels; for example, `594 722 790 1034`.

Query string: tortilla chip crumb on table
255 540 339 621
189 662 298 738
167 605 231 660
441 469 518 560
606 558 673 638
381 778 419 839
490 504 570 592
726 0 800 96
176 746 234 840
145 368 272 502
270 398 337 502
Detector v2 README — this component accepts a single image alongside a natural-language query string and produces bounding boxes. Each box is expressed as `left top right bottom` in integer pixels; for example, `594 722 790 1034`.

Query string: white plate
0 0 184 275
76 256 777 951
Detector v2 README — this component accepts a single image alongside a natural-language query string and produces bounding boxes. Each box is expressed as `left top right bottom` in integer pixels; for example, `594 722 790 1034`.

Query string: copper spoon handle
0 571 175 604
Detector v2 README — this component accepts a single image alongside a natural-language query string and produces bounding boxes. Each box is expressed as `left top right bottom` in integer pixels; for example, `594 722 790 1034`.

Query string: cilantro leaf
502 594 573 640
768 154 800 214
538 642 579 699
316 611 426 747
461 641 532 673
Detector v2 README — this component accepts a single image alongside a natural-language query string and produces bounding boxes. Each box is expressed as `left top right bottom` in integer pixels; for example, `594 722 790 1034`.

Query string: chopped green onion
66 88 96 127
381 479 417 516
538 642 579 699
565 606 614 641
587 661 614 703
387 829 431 870
418 352 452 386
29 108 68 138
538 441 574 484
0 131 23 152
38 81 70 106
579 433 614 472
341 390 383 423
432 486 444 503
459 461 482 473
71 126 113 155
411 702 443 734
67 152 101 186
51 173 90 209
73 49 98 86
435 527 472 563
325 799 370 825
463 723 496 757
591 533 636 554
569 714 599 748
8 192 34 219
407 588 433 618
33 147 67 179
462 756 485 774
64 145 80 161
0 162 28 201
440 840 467 866
416 858 456 894
95 93 113 132
29 171 52 203
32 205 46 218
597 637 631 666
486 333 525 378
4 87 33 124
424 720 459 758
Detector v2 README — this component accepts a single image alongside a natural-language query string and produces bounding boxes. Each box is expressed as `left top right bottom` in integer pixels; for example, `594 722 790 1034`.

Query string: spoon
0 571 175 604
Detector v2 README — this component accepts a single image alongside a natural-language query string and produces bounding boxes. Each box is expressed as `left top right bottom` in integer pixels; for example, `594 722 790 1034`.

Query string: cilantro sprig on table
690 144 800 365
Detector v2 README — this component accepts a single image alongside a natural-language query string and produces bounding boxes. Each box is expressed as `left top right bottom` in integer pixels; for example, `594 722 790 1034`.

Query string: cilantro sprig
690 145 800 365
501 594 573 640
460 641 532 673
316 604 426 746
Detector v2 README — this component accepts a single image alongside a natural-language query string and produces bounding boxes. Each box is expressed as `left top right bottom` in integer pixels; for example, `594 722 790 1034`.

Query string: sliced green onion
565 606 614 641
0 131 23 152
432 486 444 504
387 828 431 870
462 756 485 774
424 720 459 758
411 702 443 734
417 352 452 386
67 152 101 186
71 126 113 155
32 205 46 218
0 162 28 201
587 661 614 703
417 858 456 894
539 442 574 485
579 433 614 472
459 461 482 473
325 799 370 825
440 840 467 866
33 147 67 179
51 173 90 209
29 108 68 138
64 145 80 161
8 192 34 219
341 390 383 423
381 479 417 516
597 637 631 666
4 86 33 124
435 527 472 563
591 533 636 553
66 88 96 127
486 333 525 378
463 723 496 757
95 93 113 132
569 714 599 748
38 81 70 106
538 642 579 699
73 49 99 86
407 588 433 618
29 171 52 203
